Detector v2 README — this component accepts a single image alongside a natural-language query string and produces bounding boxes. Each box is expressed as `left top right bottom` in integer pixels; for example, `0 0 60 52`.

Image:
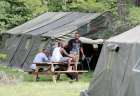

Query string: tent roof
6 12 101 37
108 25 140 43
6 12 61 34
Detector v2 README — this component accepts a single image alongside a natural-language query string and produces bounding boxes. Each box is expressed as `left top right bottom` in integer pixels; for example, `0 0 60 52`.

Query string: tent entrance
81 43 103 71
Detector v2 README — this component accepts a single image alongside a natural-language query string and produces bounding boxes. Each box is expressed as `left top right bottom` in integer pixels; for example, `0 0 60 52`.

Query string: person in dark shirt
68 32 85 57
67 32 85 70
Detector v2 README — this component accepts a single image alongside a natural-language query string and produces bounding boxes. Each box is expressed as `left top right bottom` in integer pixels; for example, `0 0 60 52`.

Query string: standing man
67 32 85 70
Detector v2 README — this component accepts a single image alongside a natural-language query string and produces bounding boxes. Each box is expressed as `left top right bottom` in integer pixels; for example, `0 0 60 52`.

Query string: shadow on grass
0 65 93 83
24 71 93 82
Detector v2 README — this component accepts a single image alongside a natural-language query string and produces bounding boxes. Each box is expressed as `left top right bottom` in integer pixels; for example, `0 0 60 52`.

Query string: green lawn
0 65 92 96
0 82 89 96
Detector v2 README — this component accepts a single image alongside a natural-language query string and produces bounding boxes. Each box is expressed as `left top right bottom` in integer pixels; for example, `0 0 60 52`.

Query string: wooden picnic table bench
26 62 88 83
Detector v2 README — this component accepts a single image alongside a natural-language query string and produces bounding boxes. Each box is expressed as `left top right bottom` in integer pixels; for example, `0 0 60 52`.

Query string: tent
81 25 140 96
0 12 112 70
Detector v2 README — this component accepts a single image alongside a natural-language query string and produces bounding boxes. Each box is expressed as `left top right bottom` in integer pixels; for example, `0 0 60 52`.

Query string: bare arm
80 47 84 56
61 48 72 58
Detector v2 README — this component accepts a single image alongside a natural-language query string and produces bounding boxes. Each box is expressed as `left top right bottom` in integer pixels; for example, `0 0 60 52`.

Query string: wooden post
135 0 140 6
51 63 56 83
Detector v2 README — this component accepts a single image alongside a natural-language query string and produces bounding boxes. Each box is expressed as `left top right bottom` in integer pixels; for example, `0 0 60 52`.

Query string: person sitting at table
51 41 74 71
30 48 50 71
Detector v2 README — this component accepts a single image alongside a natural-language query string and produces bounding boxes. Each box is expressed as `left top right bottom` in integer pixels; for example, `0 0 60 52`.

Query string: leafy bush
1 0 140 36
0 0 48 33
128 6 140 25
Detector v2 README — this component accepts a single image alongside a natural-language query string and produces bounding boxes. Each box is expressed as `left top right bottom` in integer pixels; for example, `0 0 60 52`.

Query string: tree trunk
135 0 140 6
117 0 127 22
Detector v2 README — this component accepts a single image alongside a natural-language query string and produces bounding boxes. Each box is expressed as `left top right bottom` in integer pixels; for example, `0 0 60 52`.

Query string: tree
117 0 128 22
0 0 48 33
135 0 140 6
0 0 32 32
46 0 65 11
24 0 48 16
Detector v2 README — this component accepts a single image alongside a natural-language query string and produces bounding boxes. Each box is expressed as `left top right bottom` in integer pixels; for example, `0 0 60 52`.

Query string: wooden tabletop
33 62 75 66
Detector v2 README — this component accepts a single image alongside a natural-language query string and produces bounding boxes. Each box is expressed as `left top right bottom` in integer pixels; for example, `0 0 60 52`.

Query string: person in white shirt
30 48 50 70
51 41 74 71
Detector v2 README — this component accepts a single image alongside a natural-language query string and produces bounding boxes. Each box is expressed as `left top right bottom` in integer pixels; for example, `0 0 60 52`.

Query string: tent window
25 39 31 50
0 35 2 41
78 24 88 36
0 35 3 48
0 35 2 42
133 57 140 72
41 37 48 41
90 16 106 32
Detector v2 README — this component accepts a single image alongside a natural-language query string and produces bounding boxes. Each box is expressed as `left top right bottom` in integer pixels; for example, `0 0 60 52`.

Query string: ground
0 65 92 96
0 82 89 96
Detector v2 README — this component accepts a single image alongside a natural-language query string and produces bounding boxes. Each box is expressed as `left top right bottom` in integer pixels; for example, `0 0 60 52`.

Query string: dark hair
58 42 63 47
75 32 80 35
42 48 45 51
42 48 49 52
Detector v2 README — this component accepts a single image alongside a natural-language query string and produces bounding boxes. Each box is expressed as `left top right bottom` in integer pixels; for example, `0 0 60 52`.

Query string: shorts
70 51 79 55
60 57 69 62
30 64 48 71
30 64 36 70
70 51 79 62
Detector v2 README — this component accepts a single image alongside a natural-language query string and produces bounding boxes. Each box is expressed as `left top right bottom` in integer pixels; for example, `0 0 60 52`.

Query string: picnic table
28 62 88 83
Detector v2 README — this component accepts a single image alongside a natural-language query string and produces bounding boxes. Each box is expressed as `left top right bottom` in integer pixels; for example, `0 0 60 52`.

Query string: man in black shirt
67 32 85 70
68 32 84 57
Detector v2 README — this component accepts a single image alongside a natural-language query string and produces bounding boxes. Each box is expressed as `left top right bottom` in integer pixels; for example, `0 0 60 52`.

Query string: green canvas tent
0 12 112 70
81 25 140 96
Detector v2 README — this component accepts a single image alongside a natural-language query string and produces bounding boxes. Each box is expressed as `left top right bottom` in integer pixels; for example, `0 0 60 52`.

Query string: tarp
0 12 112 70
81 25 140 96
6 12 110 39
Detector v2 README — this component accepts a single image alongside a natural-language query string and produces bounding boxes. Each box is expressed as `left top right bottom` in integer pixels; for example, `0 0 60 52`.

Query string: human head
75 32 80 40
58 41 63 47
42 48 49 55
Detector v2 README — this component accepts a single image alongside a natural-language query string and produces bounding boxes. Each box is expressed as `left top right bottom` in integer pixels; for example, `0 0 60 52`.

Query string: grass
0 82 89 96
0 64 25 78
24 71 93 82
0 65 93 96
0 53 7 60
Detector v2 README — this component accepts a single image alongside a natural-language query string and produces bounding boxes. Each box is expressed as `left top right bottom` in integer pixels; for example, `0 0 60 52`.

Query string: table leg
75 72 79 81
50 63 56 83
51 64 55 72
52 75 56 84
35 65 39 81
74 54 79 71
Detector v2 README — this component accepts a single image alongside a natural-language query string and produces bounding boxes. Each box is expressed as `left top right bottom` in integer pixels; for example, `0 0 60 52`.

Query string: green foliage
100 0 117 15
66 0 107 12
0 0 32 33
47 0 65 11
46 0 117 13
0 64 24 79
128 6 140 25
0 0 140 36
0 0 48 33
24 0 48 16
